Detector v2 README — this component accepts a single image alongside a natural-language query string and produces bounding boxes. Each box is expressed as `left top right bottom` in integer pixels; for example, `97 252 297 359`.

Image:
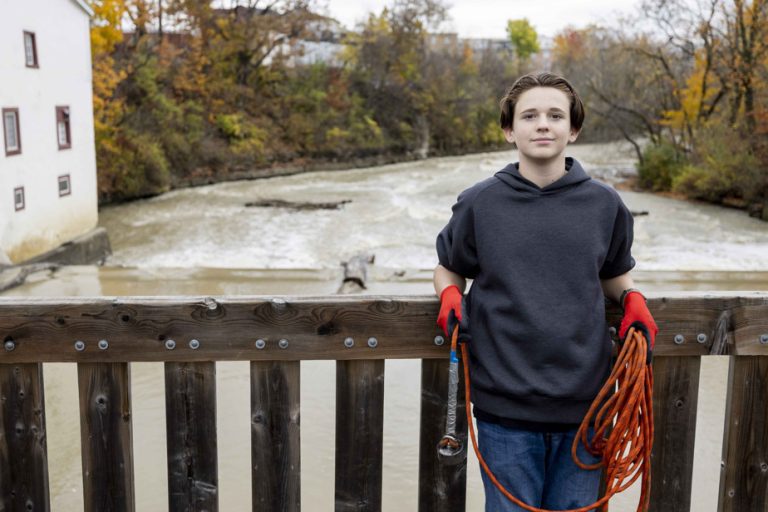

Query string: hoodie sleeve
599 197 636 279
436 188 480 279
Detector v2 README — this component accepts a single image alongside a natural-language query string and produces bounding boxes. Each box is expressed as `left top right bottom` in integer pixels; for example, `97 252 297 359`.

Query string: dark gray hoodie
436 157 635 424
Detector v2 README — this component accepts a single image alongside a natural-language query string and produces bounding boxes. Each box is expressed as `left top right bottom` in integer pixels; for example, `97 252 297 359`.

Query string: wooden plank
0 297 443 362
718 356 768 511
648 356 700 512
730 300 768 355
0 363 50 512
417 358 467 512
165 362 217 512
78 362 134 512
0 295 764 362
251 361 300 512
334 360 385 512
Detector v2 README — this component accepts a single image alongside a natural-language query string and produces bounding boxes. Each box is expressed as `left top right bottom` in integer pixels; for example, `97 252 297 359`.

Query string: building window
14 187 25 211
23 31 38 68
58 175 71 197
56 106 71 149
3 108 21 156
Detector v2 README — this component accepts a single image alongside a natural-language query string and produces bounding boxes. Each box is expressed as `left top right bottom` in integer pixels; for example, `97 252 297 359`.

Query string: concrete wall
0 0 98 263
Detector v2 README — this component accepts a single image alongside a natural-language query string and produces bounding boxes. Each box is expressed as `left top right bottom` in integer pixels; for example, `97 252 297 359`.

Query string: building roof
70 0 94 17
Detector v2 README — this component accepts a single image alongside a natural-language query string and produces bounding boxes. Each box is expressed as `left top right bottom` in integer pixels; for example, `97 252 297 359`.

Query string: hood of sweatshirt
494 156 591 196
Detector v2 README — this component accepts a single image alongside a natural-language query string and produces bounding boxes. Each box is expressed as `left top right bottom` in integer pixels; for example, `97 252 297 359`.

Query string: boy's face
502 87 579 163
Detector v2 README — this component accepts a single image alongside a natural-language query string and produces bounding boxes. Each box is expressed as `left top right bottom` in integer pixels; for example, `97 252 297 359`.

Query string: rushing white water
6 141 765 512
99 141 768 272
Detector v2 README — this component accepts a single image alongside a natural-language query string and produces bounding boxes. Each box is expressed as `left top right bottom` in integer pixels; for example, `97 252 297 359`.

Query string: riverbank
615 175 768 221
100 144 512 207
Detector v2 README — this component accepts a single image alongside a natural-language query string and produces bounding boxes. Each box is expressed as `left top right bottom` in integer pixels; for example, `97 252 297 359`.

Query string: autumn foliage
549 0 768 219
89 0 527 203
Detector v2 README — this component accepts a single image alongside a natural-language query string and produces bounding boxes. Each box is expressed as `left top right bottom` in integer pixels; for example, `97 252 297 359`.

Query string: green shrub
636 142 686 191
690 124 762 203
671 164 734 202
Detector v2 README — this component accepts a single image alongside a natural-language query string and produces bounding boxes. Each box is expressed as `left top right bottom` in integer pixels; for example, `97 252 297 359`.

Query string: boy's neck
518 154 567 188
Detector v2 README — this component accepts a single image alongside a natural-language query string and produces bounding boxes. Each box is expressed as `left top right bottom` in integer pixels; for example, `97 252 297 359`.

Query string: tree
506 18 540 64
344 0 449 157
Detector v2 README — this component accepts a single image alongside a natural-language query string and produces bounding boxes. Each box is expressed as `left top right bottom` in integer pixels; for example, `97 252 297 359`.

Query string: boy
433 72 658 511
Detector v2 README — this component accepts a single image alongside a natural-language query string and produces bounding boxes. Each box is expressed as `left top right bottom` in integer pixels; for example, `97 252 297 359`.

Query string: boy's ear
503 128 515 144
569 128 580 143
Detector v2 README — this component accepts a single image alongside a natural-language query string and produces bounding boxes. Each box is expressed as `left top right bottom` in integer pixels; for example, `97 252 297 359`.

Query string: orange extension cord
456 326 654 512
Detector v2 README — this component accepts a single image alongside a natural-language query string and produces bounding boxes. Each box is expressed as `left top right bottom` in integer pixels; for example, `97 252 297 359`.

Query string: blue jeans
477 420 602 512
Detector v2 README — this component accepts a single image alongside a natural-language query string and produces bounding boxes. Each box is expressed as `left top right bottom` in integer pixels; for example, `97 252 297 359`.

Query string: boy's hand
619 290 658 363
437 285 463 337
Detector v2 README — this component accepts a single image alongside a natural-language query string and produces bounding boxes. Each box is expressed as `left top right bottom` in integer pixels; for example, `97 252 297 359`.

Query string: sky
321 0 644 39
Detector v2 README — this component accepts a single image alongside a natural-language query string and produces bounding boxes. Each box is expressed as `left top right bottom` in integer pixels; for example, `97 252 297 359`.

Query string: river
5 141 768 511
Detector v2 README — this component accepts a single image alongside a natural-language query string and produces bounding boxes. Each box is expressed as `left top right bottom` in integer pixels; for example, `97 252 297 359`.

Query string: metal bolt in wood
344 337 355 348
189 339 200 349
165 339 176 350
368 337 378 348
674 334 685 345
98 339 109 350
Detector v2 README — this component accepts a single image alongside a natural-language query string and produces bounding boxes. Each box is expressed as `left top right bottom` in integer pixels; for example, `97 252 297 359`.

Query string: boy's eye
522 114 535 120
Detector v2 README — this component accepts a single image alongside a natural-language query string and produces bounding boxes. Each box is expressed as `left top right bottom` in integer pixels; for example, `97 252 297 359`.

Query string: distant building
266 13 349 68
463 37 512 54
0 0 98 264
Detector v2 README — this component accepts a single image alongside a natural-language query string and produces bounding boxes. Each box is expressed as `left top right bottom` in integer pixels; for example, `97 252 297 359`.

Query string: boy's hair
499 72 585 132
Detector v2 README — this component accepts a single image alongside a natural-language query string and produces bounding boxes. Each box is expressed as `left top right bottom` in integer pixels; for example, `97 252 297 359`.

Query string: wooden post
334 360 385 512
418 358 467 512
251 361 300 512
165 362 218 512
0 363 50 512
718 356 768 511
78 362 135 512
648 356 701 512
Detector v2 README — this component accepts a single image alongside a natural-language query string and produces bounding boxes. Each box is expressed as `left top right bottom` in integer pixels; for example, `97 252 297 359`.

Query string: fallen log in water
0 263 60 293
245 199 351 210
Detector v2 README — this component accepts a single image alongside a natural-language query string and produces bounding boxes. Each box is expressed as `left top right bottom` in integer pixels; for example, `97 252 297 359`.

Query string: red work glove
619 290 658 364
437 285 462 337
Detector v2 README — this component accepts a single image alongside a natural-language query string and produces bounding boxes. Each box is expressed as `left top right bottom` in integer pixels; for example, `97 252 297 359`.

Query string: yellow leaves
660 49 719 130
363 116 383 140
88 0 126 54
326 126 350 142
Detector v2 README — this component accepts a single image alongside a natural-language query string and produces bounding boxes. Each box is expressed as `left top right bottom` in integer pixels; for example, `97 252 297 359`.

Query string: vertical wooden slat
648 356 701 512
418 358 467 512
251 361 300 512
718 356 768 511
334 360 385 512
165 362 217 512
0 363 50 512
78 362 134 512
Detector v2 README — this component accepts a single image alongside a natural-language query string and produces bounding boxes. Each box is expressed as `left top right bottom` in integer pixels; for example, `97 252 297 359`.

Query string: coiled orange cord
458 326 653 512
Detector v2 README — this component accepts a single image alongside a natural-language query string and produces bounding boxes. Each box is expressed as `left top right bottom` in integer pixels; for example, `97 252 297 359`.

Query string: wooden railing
0 293 767 512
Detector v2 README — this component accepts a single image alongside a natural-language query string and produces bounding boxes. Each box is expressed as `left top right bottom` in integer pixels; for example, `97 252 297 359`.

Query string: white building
0 0 98 264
